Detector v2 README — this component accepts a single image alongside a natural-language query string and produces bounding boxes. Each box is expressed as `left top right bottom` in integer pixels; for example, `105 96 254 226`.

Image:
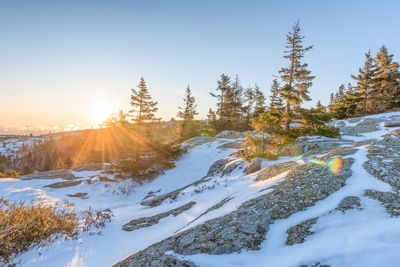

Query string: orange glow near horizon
89 103 115 125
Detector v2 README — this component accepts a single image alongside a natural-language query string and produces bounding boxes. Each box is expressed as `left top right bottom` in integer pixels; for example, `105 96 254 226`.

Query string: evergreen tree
243 87 255 130
230 74 245 127
129 77 159 125
268 79 284 111
374 46 400 110
279 21 315 130
118 110 129 127
205 108 218 136
351 51 378 115
177 86 198 122
210 74 231 129
210 74 243 130
315 100 325 111
177 86 199 139
252 84 266 119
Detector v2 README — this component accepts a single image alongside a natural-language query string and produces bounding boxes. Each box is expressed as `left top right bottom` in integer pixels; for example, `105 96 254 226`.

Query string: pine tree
210 74 243 130
177 86 198 122
177 86 198 138
352 51 378 115
118 110 129 127
129 77 159 125
279 21 315 130
374 46 400 110
230 74 245 127
243 87 255 129
315 100 325 111
210 74 231 129
268 79 284 111
253 84 266 119
205 108 218 135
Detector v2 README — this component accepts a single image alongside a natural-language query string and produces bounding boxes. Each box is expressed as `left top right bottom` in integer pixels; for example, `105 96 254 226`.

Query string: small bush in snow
0 199 78 263
80 207 114 234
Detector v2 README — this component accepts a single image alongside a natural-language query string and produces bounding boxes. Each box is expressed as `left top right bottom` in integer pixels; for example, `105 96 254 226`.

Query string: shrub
80 207 113 234
0 199 78 263
0 170 20 179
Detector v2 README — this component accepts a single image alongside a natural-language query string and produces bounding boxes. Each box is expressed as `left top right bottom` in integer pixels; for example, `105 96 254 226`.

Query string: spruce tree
352 51 378 115
375 46 400 110
268 79 284 111
177 86 198 122
252 84 266 119
210 74 243 130
243 87 255 129
279 21 315 130
177 86 198 138
230 75 245 127
129 77 159 125
210 74 231 129
206 108 218 135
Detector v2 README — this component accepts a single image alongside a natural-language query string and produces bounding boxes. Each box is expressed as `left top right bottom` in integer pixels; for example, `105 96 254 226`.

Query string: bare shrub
80 207 113 234
0 199 78 263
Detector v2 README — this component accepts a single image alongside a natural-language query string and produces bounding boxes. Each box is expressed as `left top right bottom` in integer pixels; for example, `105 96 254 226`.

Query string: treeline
7 22 400 173
107 22 338 160
329 47 400 119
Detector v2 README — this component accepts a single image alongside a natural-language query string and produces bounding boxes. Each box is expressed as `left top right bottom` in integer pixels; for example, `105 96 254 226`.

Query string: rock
114 157 353 267
286 218 317 245
183 136 216 147
256 161 297 181
218 140 244 149
66 192 88 199
123 201 196 231
389 128 400 138
45 180 81 189
340 120 381 135
73 163 107 171
207 158 233 176
299 263 331 267
365 190 400 217
296 136 352 155
363 135 400 189
180 197 233 229
336 196 361 212
222 159 244 176
384 121 400 127
215 131 245 139
141 177 212 207
244 158 262 174
22 169 75 180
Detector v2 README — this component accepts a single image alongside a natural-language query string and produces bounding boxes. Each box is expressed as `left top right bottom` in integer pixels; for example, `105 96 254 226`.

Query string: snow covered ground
1 112 400 267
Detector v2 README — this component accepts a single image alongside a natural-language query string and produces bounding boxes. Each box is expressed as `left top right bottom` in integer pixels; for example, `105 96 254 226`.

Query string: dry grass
0 199 78 263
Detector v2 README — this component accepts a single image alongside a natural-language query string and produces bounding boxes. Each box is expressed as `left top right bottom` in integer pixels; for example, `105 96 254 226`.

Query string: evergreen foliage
177 86 199 139
330 46 400 119
129 77 159 125
279 21 315 130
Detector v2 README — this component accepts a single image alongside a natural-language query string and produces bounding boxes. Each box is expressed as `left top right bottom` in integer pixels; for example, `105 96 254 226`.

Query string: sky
1 0 400 129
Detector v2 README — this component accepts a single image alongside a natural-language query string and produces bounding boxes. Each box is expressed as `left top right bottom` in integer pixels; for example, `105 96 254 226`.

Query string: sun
90 103 114 124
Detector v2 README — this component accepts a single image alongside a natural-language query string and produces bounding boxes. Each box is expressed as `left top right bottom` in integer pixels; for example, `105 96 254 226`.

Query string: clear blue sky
1 0 400 127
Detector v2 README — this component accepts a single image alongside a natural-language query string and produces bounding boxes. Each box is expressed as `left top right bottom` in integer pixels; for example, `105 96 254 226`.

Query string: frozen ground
1 112 400 267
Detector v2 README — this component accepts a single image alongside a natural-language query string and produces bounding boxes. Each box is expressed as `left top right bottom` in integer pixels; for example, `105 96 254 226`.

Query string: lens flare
298 156 343 174
328 157 343 174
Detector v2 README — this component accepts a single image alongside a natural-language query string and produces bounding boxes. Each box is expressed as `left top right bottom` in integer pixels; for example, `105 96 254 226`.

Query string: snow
2 112 400 267
180 147 395 267
1 138 289 267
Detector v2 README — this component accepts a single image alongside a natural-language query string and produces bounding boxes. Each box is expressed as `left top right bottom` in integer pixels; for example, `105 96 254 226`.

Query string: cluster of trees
243 22 337 159
8 23 400 173
121 73 268 140
108 22 337 160
329 47 400 119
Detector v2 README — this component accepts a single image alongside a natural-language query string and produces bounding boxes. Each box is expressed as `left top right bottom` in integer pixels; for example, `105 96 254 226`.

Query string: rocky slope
1 112 400 267
115 112 400 267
